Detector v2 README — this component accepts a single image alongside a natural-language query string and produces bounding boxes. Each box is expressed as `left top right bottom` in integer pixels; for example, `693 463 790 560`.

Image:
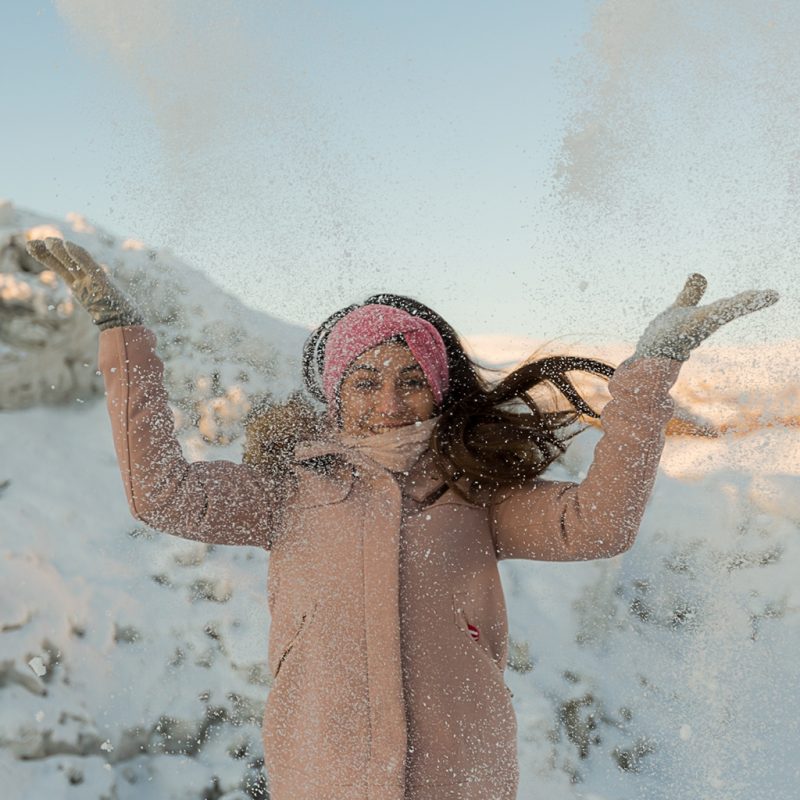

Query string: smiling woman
297 293 619 503
25 237 778 799
337 341 437 436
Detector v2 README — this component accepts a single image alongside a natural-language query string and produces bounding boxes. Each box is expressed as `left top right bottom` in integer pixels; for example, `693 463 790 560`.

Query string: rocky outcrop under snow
0 201 309 444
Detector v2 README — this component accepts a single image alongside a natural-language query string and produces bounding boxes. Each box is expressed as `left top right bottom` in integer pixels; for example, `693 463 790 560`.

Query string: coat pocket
452 593 514 699
269 601 318 683
452 594 496 663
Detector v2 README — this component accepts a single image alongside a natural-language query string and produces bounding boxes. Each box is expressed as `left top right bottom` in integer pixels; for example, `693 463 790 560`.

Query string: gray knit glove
26 238 144 331
628 273 779 363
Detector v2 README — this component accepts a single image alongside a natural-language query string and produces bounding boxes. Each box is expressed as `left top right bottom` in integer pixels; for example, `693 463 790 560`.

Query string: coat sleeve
98 324 285 548
488 357 682 562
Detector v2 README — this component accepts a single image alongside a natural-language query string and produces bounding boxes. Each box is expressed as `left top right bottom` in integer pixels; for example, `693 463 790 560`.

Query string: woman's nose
375 385 403 415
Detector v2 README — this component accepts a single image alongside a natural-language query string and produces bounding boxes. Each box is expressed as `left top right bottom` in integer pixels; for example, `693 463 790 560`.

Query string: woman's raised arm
489 274 778 562
99 324 284 547
28 238 286 549
490 356 678 560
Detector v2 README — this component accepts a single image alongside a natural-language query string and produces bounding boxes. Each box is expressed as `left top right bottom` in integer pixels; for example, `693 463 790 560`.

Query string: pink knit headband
322 305 450 406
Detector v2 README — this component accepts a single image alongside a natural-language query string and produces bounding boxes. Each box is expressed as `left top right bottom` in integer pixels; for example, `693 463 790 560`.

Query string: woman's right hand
26 237 143 331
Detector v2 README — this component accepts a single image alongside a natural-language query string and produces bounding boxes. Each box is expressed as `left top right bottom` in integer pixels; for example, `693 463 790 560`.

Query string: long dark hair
298 294 613 503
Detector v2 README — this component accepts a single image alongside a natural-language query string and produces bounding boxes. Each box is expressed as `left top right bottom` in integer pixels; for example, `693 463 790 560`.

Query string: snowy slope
2 204 799 799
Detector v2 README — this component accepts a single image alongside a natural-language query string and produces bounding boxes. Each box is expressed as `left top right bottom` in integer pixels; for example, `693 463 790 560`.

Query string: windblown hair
244 294 613 503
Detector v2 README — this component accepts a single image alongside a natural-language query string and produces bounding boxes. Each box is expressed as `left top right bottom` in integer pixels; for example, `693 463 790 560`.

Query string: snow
2 206 799 798
27 657 47 678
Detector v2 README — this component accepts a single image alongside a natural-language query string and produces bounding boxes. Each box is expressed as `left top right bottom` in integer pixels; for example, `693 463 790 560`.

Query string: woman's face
337 341 437 437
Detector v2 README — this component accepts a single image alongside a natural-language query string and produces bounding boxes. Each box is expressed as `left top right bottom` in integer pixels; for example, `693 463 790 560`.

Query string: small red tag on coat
467 624 480 641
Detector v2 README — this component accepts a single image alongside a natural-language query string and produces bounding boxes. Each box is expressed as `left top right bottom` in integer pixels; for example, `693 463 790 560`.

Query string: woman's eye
402 379 426 389
355 380 378 390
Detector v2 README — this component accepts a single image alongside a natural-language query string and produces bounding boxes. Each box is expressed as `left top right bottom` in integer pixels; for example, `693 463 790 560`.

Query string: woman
27 237 777 799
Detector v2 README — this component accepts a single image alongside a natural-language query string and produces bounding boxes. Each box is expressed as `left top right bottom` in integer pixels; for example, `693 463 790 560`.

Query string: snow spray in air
547 2 800 797
547 0 798 343
53 1 365 322
53 0 260 238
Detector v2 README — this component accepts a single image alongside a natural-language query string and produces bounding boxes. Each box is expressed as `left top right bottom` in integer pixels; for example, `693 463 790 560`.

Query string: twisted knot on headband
322 304 450 406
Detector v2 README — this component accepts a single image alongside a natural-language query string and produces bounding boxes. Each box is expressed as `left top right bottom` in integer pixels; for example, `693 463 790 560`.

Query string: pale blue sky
3 1 795 345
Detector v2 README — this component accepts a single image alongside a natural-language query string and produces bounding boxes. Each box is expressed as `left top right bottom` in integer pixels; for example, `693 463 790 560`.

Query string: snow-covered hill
0 200 308 434
1 203 798 799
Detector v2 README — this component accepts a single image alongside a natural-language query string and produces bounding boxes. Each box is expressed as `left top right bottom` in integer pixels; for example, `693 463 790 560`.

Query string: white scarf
337 416 439 473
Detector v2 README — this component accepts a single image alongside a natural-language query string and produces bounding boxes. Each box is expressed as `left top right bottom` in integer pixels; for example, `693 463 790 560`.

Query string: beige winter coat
98 325 680 800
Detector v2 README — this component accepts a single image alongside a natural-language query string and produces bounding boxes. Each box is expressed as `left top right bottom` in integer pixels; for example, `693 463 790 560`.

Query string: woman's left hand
629 273 779 362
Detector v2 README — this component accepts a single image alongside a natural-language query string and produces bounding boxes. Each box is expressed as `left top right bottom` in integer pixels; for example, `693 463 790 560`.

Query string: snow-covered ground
2 203 798 799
